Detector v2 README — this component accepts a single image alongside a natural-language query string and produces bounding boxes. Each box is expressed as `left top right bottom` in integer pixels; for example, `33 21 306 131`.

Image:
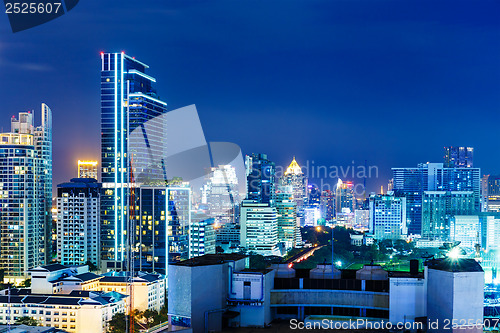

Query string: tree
140 309 160 329
215 246 224 254
108 312 141 333
15 316 39 326
20 278 31 288
85 260 98 272
158 304 168 323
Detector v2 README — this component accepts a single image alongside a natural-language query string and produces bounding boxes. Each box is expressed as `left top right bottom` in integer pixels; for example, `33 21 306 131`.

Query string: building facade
369 194 406 240
275 191 298 250
335 179 355 215
100 52 168 263
239 201 279 256
393 162 481 236
279 158 307 211
246 153 276 205
443 146 474 168
421 191 475 241
77 160 98 180
57 178 101 268
189 219 216 258
0 106 52 283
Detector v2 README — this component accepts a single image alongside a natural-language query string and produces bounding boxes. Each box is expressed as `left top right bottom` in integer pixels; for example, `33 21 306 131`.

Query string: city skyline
0 1 499 194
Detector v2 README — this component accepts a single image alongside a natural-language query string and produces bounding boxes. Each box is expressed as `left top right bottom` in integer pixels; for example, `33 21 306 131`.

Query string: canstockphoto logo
4 0 79 32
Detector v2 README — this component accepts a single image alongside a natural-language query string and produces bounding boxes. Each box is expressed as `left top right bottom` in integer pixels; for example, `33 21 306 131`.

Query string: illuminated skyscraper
239 200 279 256
77 160 98 179
135 185 191 275
422 191 475 241
369 194 406 240
279 157 307 210
392 162 481 236
100 52 168 262
335 179 355 214
0 105 52 282
275 189 298 249
57 178 101 267
444 146 473 168
245 153 275 205
204 165 240 225
320 190 335 221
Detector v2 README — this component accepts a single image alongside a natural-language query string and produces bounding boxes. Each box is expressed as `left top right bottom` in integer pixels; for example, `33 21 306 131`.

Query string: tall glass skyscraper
245 153 276 205
444 146 474 168
393 162 480 236
100 52 167 262
0 105 52 283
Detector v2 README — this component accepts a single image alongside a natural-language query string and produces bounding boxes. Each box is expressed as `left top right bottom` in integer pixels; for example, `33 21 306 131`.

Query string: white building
450 215 480 249
28 264 165 313
0 289 126 333
240 200 279 256
303 207 321 227
426 259 484 333
369 194 406 240
354 209 369 229
57 178 101 268
189 219 216 258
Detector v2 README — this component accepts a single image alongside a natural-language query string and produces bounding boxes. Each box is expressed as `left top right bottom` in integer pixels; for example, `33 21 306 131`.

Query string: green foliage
15 316 39 326
108 312 141 333
85 260 98 272
20 278 31 288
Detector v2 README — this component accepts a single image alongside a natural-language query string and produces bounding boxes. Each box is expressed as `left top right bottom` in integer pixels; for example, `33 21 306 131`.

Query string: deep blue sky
0 0 499 194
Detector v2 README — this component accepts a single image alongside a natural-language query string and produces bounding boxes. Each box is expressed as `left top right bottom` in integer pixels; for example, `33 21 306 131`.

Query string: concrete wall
389 277 426 324
169 263 228 333
427 268 484 333
271 289 389 310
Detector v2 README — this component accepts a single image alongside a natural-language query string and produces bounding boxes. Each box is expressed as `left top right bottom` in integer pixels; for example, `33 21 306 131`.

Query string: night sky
0 0 499 195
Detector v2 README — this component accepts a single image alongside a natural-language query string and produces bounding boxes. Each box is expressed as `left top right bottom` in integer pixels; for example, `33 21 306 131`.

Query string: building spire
285 157 302 175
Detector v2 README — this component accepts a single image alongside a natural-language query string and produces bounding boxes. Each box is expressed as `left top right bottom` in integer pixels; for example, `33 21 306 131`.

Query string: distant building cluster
1 52 495 332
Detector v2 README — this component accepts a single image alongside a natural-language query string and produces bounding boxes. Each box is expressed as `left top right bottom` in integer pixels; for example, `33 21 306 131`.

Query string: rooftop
28 264 68 272
172 254 248 267
425 258 483 273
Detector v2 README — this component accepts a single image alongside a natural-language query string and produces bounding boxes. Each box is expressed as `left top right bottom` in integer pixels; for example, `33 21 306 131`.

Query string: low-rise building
168 254 275 332
0 289 126 333
28 264 165 312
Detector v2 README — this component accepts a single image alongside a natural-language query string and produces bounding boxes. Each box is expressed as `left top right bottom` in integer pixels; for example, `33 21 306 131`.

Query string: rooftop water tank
356 265 388 280
271 264 296 278
309 264 341 279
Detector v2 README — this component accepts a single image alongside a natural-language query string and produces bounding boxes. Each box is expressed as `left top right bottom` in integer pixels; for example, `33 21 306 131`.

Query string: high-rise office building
369 194 406 240
189 219 216 258
100 52 168 262
320 190 335 221
307 184 321 207
245 153 276 205
57 178 101 267
485 175 500 212
135 185 191 274
393 162 481 236
421 191 475 241
444 146 473 168
280 158 307 211
275 190 298 249
239 200 279 256
203 165 240 225
77 160 98 179
0 105 52 282
335 179 355 214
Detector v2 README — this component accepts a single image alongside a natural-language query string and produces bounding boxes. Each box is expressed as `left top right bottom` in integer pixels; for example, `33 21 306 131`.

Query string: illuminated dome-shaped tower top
285 157 303 175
